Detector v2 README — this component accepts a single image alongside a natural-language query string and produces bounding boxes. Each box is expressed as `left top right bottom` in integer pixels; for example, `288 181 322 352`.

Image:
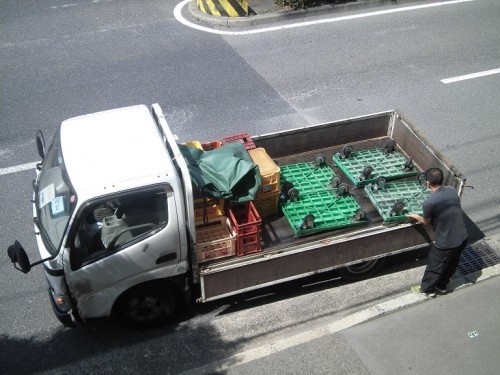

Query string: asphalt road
1 0 499 374
205 275 500 375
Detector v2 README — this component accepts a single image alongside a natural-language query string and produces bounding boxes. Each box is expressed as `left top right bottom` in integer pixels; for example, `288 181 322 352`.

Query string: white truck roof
60 105 174 201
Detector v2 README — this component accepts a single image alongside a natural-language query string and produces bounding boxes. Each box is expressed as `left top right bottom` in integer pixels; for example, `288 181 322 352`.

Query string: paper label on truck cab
39 183 55 208
50 196 65 216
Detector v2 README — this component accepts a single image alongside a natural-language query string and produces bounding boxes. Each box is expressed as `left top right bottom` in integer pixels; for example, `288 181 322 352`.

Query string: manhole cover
458 240 500 275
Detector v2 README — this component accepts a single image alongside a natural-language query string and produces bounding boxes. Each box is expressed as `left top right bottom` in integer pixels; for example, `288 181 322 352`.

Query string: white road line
174 0 474 36
0 162 38 176
441 68 500 84
50 0 115 9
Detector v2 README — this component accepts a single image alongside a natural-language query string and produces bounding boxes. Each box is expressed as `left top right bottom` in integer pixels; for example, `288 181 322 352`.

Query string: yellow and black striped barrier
196 0 249 17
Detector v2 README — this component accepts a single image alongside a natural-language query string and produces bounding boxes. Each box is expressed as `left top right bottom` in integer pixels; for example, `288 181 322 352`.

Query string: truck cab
28 105 191 327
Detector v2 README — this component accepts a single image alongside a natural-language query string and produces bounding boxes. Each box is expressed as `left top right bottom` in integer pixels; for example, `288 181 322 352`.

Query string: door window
70 187 168 269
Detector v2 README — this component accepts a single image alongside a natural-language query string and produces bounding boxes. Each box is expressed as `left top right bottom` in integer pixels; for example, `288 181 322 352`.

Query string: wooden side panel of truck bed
200 224 432 301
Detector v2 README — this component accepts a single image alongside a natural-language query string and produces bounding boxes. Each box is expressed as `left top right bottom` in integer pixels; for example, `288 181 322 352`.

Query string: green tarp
179 142 261 202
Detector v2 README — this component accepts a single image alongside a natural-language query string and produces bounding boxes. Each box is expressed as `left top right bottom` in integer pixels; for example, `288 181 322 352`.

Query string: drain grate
458 240 500 275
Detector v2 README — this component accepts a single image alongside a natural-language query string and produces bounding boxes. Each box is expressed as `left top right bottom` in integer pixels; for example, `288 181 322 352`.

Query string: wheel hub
128 296 163 322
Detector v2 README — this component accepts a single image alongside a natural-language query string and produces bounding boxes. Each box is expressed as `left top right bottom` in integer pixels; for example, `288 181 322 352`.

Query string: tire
115 285 177 328
337 258 385 281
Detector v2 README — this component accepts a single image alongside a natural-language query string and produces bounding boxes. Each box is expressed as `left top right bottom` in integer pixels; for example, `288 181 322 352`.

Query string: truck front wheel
115 285 177 328
337 259 385 281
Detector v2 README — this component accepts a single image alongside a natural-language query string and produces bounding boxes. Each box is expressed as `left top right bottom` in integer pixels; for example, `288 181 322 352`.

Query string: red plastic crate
237 231 261 256
228 201 262 236
221 132 256 150
201 141 221 151
228 201 262 256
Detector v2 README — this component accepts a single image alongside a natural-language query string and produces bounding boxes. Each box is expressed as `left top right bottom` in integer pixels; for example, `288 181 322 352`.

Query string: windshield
36 129 77 255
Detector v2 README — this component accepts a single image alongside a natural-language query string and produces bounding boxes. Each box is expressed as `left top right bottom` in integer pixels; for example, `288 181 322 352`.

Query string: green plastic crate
280 162 336 193
281 190 367 237
364 181 432 222
333 147 418 187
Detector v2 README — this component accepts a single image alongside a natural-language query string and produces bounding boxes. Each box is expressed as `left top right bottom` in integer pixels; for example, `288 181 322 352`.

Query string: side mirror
7 240 32 273
36 130 46 160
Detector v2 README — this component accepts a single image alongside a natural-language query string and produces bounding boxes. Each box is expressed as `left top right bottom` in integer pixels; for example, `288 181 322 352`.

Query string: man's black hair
425 168 444 187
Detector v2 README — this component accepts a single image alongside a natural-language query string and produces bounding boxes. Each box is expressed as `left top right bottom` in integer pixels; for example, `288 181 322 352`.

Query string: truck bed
191 110 465 302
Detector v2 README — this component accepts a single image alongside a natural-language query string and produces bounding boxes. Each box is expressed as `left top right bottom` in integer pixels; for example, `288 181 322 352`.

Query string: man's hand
407 213 430 225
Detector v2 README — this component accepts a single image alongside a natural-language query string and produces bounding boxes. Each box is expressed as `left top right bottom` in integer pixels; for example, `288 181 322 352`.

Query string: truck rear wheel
337 259 385 281
115 285 177 328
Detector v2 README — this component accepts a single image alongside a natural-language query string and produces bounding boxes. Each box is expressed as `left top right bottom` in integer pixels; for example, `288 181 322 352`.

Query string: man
407 168 468 297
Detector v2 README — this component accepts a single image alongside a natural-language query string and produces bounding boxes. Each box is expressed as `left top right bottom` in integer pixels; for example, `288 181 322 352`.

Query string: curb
189 0 427 28
181 238 500 374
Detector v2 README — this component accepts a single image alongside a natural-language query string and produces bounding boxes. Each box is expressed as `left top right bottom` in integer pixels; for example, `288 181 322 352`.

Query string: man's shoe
435 287 448 295
411 285 436 298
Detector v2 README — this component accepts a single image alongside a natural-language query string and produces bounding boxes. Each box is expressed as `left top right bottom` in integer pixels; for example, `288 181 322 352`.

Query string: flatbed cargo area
200 136 423 263
196 110 465 302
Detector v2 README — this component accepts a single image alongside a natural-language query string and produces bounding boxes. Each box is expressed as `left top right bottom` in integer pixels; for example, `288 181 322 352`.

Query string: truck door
64 185 182 319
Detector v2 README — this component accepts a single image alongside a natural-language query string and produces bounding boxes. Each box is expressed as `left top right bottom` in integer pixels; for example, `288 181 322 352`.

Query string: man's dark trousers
421 239 468 292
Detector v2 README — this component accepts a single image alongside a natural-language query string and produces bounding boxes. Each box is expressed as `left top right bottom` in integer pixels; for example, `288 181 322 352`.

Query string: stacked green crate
280 162 367 237
364 180 432 222
281 191 367 236
333 147 418 187
280 162 335 193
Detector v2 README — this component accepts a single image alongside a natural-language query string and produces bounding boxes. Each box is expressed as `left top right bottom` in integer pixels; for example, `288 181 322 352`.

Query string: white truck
7 104 465 328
